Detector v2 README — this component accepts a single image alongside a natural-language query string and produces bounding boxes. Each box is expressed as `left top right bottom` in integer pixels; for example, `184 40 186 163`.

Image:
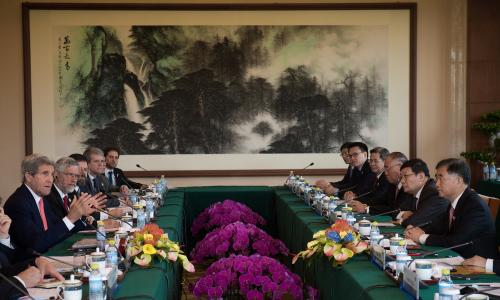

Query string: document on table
27 287 57 299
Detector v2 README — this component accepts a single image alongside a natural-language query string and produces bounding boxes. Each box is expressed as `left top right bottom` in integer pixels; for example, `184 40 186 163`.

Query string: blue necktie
108 170 114 186
92 178 98 193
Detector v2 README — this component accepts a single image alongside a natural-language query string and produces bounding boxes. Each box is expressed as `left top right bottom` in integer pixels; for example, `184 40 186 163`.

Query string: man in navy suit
104 147 146 190
406 158 498 259
4 154 103 253
0 207 64 299
83 147 120 207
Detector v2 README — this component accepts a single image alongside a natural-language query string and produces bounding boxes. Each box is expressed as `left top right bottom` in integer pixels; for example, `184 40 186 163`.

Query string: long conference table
46 186 500 299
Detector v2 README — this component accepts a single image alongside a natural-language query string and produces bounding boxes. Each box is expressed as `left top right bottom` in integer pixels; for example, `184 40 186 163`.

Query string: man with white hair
47 157 106 222
4 154 105 253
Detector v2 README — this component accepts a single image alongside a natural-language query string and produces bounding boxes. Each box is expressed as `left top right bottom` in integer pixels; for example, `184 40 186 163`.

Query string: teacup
358 219 372 236
414 260 434 280
389 234 405 255
56 275 82 300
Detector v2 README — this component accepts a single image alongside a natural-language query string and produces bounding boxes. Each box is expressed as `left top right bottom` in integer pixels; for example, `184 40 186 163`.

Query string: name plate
371 244 386 270
401 265 419 300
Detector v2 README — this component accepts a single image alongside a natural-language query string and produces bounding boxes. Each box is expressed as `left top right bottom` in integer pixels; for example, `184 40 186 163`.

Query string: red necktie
448 206 455 229
38 198 48 231
63 195 70 212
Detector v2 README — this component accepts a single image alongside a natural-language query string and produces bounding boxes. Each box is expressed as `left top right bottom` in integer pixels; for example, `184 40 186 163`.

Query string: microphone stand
407 240 474 269
91 206 134 229
368 208 401 220
0 272 35 300
31 250 82 275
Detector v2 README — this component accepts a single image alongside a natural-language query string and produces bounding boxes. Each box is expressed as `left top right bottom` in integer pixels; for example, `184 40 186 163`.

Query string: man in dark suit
397 159 448 228
316 142 352 195
47 157 107 225
104 147 146 190
69 153 90 197
83 147 120 207
0 207 64 299
347 147 392 213
4 154 103 253
341 142 377 198
406 158 498 259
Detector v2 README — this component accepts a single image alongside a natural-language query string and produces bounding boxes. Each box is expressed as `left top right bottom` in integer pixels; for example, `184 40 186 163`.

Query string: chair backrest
479 193 500 249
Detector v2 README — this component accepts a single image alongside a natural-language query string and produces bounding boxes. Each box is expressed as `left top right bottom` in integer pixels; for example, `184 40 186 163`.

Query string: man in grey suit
83 147 120 207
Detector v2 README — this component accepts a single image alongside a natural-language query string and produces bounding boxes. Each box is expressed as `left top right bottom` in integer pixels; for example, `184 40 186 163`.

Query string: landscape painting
54 25 388 155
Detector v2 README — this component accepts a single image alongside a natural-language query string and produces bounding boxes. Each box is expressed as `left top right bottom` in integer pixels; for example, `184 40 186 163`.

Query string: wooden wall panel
467 0 500 185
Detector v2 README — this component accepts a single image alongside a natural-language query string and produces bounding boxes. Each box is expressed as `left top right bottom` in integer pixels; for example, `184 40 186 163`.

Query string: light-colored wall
0 0 463 198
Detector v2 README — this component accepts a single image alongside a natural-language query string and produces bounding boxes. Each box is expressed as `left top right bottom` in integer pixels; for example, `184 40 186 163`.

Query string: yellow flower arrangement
128 224 195 272
292 220 368 266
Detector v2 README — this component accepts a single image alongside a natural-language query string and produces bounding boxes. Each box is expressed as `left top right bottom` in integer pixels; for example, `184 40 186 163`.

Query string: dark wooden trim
22 2 417 174
124 168 346 178
22 2 418 11
22 3 33 155
409 3 417 159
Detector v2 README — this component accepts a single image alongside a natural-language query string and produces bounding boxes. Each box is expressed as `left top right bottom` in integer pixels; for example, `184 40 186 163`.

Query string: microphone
408 220 433 229
115 172 134 191
30 250 81 273
99 187 134 209
302 162 314 170
91 206 134 229
351 190 373 200
407 240 474 268
368 208 401 219
337 185 357 194
0 272 35 300
136 164 147 171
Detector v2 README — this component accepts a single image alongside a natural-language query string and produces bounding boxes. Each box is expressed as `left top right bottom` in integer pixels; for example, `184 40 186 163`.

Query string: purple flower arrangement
190 222 289 263
191 199 266 236
192 254 305 300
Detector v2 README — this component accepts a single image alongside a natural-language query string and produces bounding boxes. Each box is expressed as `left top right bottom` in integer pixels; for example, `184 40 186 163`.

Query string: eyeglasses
348 152 363 159
63 172 79 178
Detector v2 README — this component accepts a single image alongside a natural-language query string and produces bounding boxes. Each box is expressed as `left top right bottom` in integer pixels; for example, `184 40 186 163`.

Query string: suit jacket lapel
21 185 45 230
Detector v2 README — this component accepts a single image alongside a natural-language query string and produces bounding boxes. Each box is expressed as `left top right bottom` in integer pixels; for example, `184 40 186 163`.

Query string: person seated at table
83 147 120 207
346 147 392 213
104 146 146 190
69 153 90 197
463 256 500 275
0 207 64 299
405 158 498 259
396 158 448 227
47 157 107 222
4 154 105 253
318 142 376 198
316 142 352 195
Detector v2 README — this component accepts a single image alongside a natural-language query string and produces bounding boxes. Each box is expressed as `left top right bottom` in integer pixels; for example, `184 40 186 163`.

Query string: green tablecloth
46 189 185 300
477 180 500 198
274 187 500 300
45 186 500 300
